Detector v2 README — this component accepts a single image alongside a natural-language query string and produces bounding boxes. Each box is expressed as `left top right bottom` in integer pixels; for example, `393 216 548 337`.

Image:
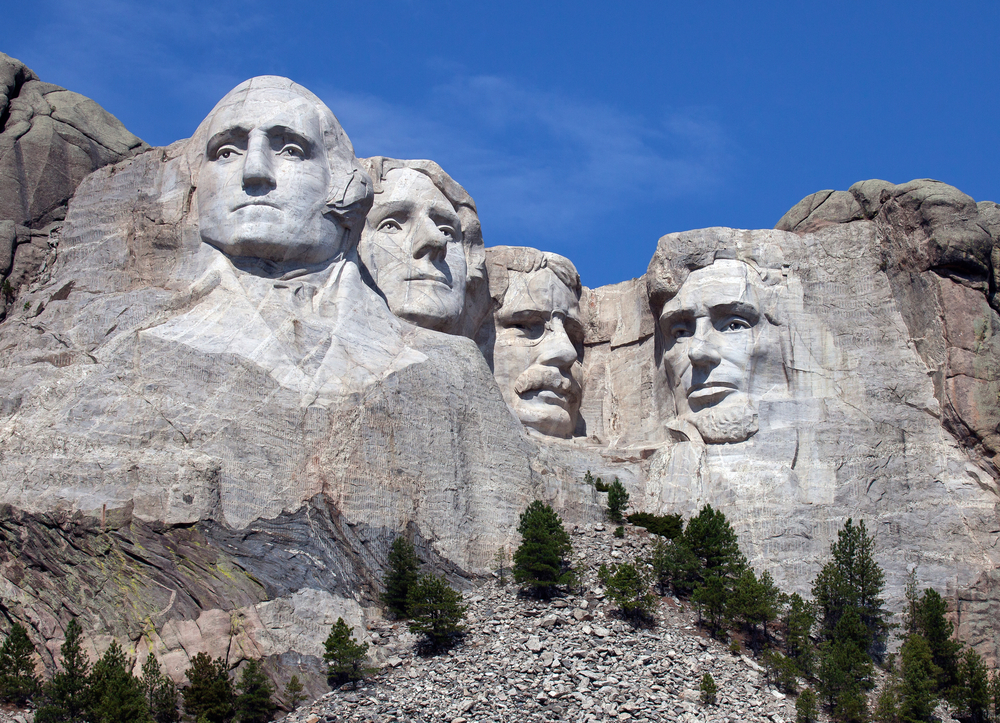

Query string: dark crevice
0 64 33 133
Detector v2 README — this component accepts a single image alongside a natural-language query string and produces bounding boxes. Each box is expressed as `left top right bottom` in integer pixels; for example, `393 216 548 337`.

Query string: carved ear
326 169 374 230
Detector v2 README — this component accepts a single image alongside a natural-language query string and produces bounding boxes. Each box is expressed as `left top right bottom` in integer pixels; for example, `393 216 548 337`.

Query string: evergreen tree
234 659 276 723
913 588 960 695
283 674 305 710
35 618 92 723
728 568 780 650
796 688 819 723
784 593 816 676
812 518 888 660
407 573 467 652
991 669 1000 723
898 634 935 723
88 639 151 723
902 567 920 638
0 623 40 705
182 652 234 723
605 477 630 523
954 647 990 723
816 608 874 718
873 676 900 723
649 537 700 597
512 501 575 598
598 562 656 621
761 649 799 695
323 618 375 688
699 672 718 705
682 504 746 583
140 654 179 723
627 512 683 539
381 536 420 618
691 575 729 635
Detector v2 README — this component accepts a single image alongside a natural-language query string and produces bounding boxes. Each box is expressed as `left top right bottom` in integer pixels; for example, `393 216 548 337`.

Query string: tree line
4 470 998 722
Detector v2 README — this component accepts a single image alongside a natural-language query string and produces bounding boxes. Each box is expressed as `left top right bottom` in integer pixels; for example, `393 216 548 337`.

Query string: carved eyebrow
497 307 546 324
265 125 317 155
206 126 249 156
710 301 760 323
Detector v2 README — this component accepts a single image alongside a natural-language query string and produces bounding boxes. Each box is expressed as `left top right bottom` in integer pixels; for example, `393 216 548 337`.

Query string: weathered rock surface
0 53 148 318
0 63 998 699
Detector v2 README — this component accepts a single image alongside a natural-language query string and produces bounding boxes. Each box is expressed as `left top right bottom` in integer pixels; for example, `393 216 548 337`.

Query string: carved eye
215 146 241 161
279 144 305 159
438 225 457 241
510 321 544 340
671 324 693 340
377 219 403 233
722 318 751 332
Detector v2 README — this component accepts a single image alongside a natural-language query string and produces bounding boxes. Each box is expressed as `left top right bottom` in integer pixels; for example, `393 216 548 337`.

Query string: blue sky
6 0 1000 288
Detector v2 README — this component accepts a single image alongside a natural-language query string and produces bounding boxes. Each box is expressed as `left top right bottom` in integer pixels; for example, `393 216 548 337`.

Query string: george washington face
196 86 343 266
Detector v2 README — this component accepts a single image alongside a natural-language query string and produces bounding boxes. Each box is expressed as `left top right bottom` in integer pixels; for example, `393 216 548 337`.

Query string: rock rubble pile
284 525 800 723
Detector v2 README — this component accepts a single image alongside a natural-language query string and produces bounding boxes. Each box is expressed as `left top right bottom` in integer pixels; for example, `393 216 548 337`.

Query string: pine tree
784 593 816 676
796 688 819 723
873 674 900 723
990 669 1000 723
728 568 780 650
234 659 276 723
691 575 729 635
898 634 935 723
682 504 746 583
812 518 888 661
88 639 151 723
0 623 40 705
816 608 874 718
913 588 960 694
700 672 718 705
323 618 376 688
283 674 305 710
182 652 234 723
35 618 92 723
381 536 420 618
649 537 700 597
598 562 656 621
605 477 629 523
512 500 575 598
407 574 467 652
955 647 990 723
140 654 179 723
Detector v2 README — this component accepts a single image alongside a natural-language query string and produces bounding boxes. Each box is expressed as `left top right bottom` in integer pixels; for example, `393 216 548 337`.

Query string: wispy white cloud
314 73 733 254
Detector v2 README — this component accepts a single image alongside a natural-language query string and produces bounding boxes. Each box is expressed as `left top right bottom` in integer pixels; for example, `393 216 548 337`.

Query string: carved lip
522 388 573 408
232 200 282 211
405 273 450 286
687 382 737 402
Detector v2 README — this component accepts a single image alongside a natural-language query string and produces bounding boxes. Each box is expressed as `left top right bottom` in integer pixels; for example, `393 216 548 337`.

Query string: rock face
0 65 998 688
0 53 148 319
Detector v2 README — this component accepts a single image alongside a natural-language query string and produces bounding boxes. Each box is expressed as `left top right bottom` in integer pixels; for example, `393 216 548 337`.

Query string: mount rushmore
0 55 998 689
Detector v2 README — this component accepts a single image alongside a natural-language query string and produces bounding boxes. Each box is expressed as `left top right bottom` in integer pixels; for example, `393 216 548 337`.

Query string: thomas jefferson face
659 259 773 443
196 87 343 265
359 168 468 333
492 267 583 438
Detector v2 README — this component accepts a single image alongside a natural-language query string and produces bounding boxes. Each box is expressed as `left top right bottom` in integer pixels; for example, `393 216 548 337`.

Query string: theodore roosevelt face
492 266 584 438
658 259 773 443
359 168 468 333
196 86 342 266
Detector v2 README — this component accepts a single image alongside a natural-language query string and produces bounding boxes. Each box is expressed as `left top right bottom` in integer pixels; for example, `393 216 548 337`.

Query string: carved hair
485 245 582 308
646 228 787 325
184 76 373 233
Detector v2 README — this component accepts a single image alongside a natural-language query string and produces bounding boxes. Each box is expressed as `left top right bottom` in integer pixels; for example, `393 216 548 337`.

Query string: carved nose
411 217 448 260
242 134 276 191
688 335 722 366
537 316 578 369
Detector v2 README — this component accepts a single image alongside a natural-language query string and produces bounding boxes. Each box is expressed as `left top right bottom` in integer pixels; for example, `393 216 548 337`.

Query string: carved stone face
492 267 584 438
658 259 774 443
196 87 341 265
359 168 468 332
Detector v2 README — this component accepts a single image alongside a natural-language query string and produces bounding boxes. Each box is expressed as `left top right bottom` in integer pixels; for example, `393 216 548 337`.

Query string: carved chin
682 396 759 444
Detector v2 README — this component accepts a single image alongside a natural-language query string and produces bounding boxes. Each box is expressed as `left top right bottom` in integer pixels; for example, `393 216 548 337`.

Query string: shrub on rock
381 536 421 618
323 618 375 689
598 562 656 622
407 574 467 653
513 501 575 598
